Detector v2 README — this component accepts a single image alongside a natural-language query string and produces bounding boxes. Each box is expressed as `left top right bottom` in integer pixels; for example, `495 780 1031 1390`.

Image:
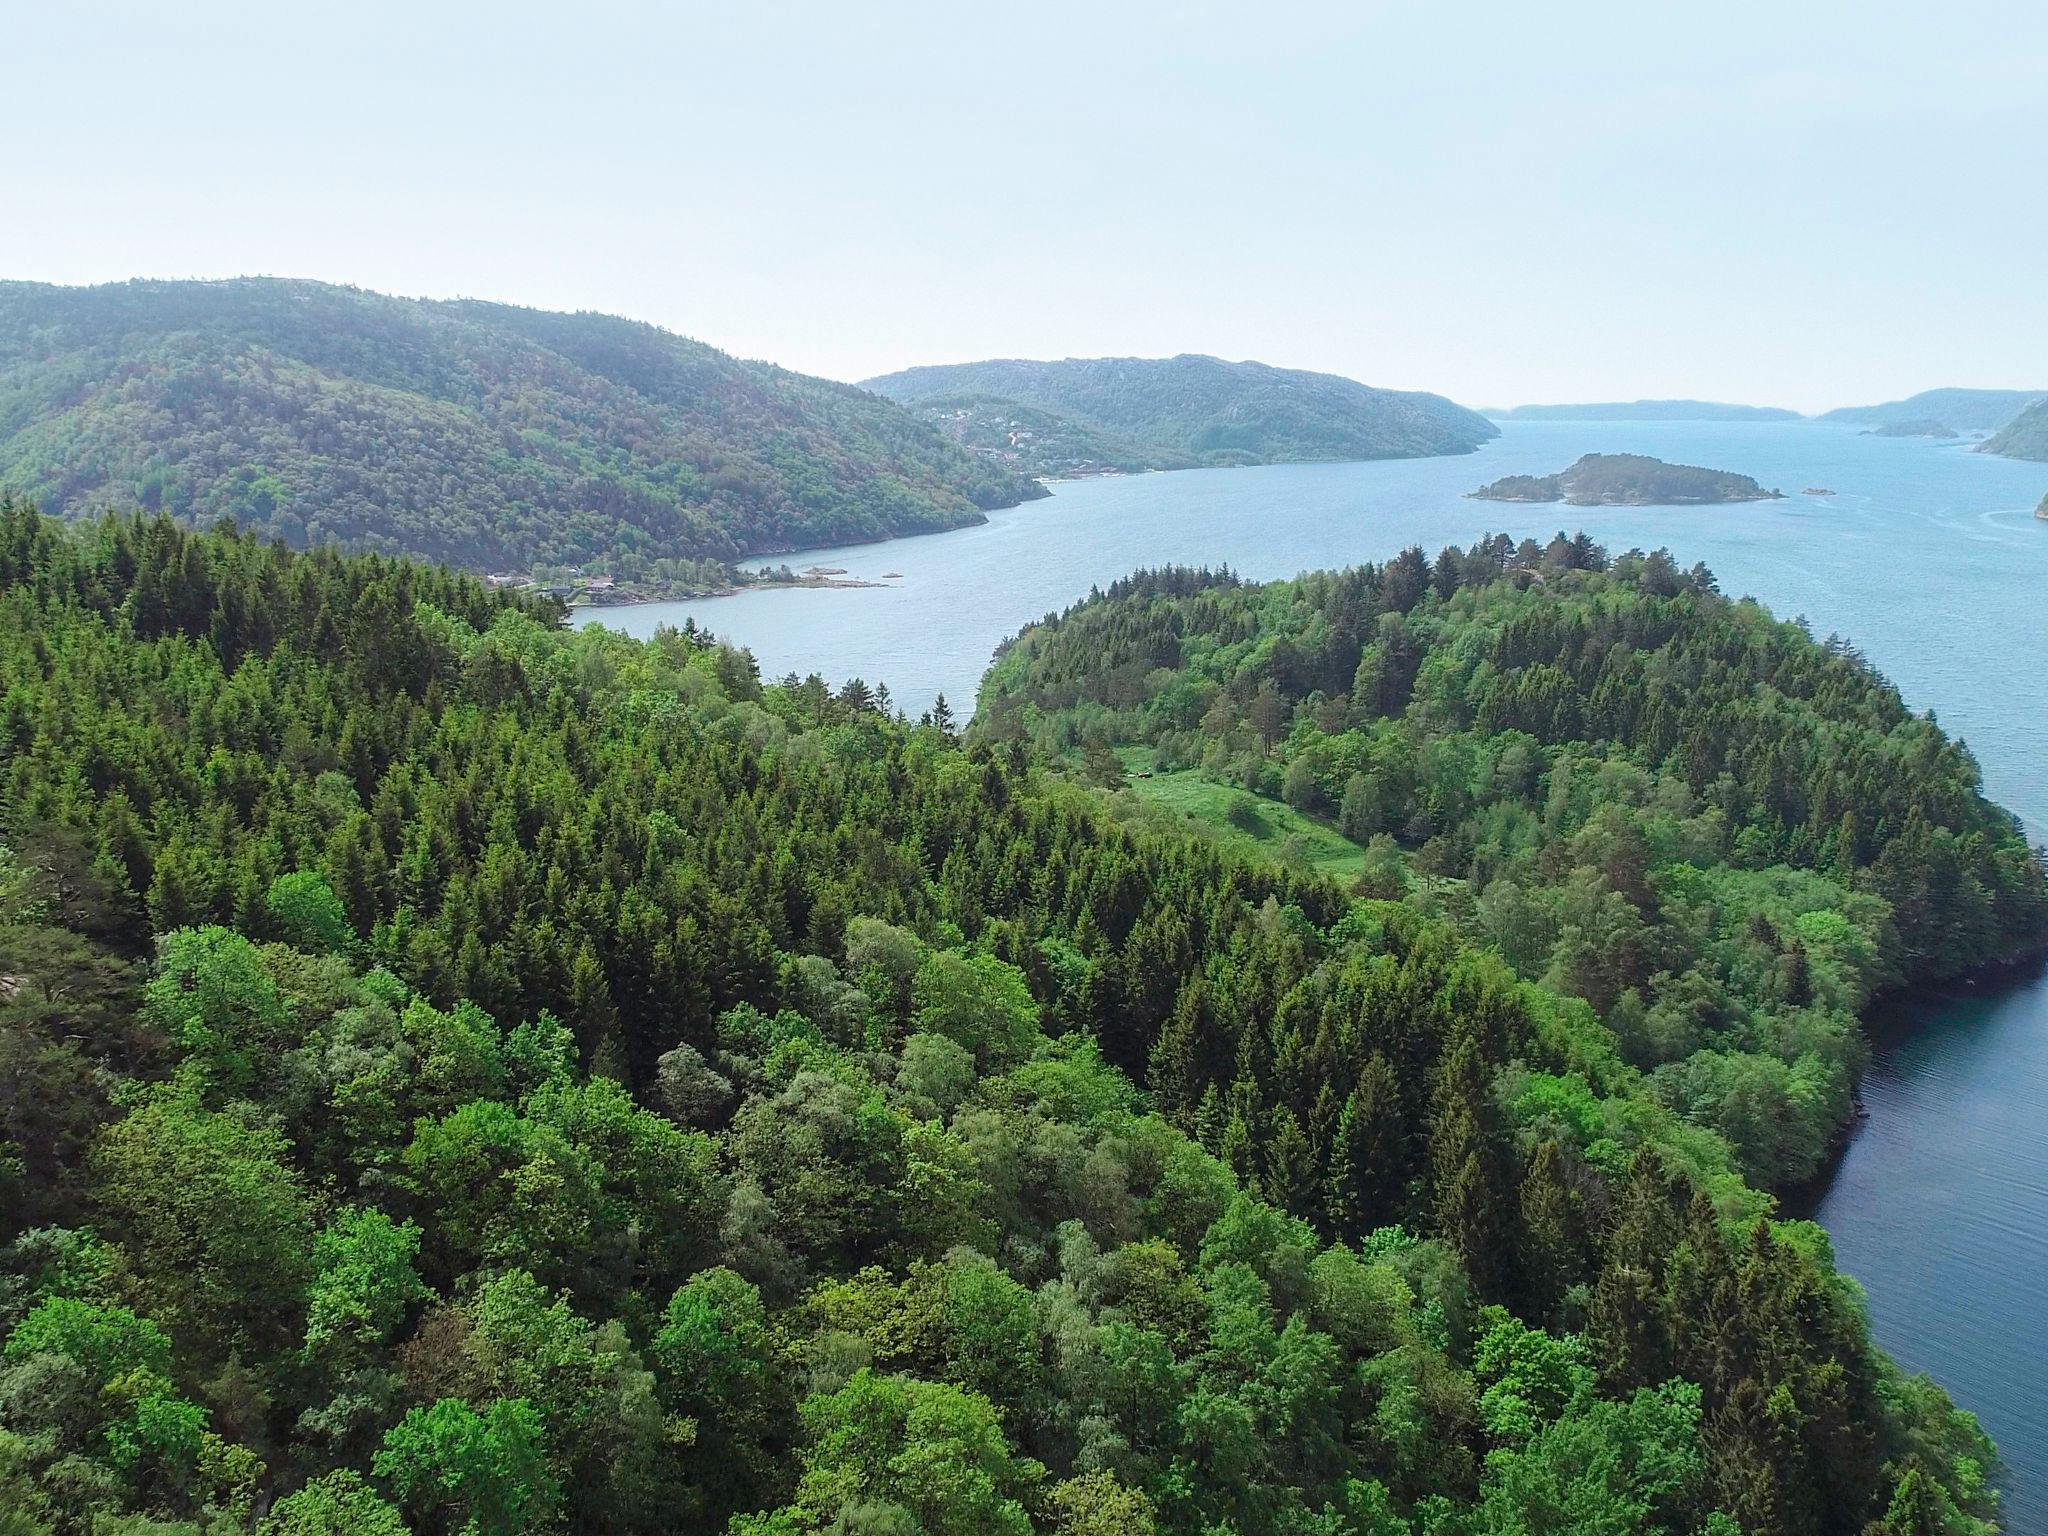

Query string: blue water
578 420 2048 1524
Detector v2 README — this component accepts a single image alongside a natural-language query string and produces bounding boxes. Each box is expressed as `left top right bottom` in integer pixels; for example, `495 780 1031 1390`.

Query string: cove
576 418 2048 1523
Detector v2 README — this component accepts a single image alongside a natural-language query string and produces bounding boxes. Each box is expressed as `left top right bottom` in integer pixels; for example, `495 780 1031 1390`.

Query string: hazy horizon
7 1 2044 415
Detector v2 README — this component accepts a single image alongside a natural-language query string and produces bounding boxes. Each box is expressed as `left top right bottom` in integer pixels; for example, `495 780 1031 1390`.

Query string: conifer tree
1324 1053 1405 1235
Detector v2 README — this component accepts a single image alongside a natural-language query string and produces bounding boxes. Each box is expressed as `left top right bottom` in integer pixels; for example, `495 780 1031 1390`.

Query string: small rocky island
1865 419 1960 439
1470 452 1784 506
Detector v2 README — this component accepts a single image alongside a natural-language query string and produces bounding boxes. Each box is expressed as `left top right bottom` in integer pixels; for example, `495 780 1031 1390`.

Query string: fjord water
579 420 2048 1522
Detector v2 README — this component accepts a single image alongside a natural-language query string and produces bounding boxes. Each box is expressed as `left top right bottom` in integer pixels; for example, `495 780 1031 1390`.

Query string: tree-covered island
1470 455 1783 506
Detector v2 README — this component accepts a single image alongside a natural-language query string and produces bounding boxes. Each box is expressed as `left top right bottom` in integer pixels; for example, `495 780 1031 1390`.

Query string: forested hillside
1981 398 2048 461
863 355 1499 468
0 279 1043 579
0 501 2002 1534
976 536 2047 1189
905 394 1201 477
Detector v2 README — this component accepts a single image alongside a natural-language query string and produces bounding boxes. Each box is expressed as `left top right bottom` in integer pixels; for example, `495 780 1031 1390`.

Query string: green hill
0 278 1044 577
1471 452 1781 505
1818 387 2045 433
1984 397 2048 461
1488 399 1801 421
862 353 1498 468
975 537 2047 1191
903 391 1200 476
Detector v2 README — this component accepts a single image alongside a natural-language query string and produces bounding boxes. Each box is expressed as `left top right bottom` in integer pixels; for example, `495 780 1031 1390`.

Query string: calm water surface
578 420 2048 1522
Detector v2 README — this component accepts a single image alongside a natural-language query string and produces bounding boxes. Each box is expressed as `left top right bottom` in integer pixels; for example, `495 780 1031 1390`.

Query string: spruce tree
1324 1053 1405 1236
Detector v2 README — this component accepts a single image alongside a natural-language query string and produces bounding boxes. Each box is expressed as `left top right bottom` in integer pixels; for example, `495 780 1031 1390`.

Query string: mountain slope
905 391 1200 476
0 278 1044 572
1818 387 2045 433
863 353 1498 467
1983 397 2048 460
1488 399 1801 421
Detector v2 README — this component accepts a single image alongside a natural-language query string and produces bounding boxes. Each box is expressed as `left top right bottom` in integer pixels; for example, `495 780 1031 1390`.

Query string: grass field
1113 747 1372 883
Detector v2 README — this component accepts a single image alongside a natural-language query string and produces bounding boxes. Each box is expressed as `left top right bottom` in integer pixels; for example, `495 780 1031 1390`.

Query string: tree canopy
0 503 2010 1534
862 355 1498 469
0 278 1044 582
975 534 2047 1188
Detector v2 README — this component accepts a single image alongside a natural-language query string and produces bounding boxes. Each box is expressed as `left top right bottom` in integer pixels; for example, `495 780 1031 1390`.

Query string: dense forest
975 536 2047 1190
0 502 2009 1534
1469 456 1781 507
0 279 1042 581
904 395 1200 477
862 356 1499 469
1817 390 2045 435
1982 399 2048 461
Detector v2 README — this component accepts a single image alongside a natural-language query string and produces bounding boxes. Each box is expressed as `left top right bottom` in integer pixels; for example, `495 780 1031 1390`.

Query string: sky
6 0 2045 413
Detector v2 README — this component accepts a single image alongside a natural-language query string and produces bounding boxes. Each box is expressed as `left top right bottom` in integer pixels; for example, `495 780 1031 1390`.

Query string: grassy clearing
1113 747 1371 883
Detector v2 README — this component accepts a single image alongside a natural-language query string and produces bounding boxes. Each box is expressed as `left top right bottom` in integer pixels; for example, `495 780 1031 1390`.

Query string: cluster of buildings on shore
484 570 617 600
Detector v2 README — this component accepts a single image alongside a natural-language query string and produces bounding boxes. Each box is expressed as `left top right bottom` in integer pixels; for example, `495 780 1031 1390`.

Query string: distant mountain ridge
862 353 1498 472
1487 399 1801 422
1818 387 2046 434
0 277 1043 575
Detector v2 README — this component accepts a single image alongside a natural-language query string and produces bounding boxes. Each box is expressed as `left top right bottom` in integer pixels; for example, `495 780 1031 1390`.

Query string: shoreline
1778 940 2048 1219
572 573 890 608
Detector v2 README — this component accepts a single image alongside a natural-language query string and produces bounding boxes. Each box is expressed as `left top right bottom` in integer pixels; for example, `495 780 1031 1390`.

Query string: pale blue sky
7 0 2044 412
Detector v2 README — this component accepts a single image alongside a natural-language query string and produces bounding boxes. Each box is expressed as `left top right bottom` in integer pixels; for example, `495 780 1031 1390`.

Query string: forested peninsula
0 279 1044 594
976 537 2047 1190
1983 399 2048 461
1471 455 1782 506
0 501 2017 1536
863 355 1499 472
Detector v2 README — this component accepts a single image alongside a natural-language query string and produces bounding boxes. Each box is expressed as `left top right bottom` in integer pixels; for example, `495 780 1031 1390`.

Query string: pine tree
1862 1466 1949 1536
1426 1032 1514 1296
567 942 620 1065
1146 985 1204 1122
1220 1104 1256 1187
1781 940 1812 1007
1517 1138 1584 1315
1263 1107 1317 1217
1603 1149 1687 1279
1586 1263 1669 1394
1324 1054 1405 1235
1708 1378 1787 1534
1667 1192 1743 1399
